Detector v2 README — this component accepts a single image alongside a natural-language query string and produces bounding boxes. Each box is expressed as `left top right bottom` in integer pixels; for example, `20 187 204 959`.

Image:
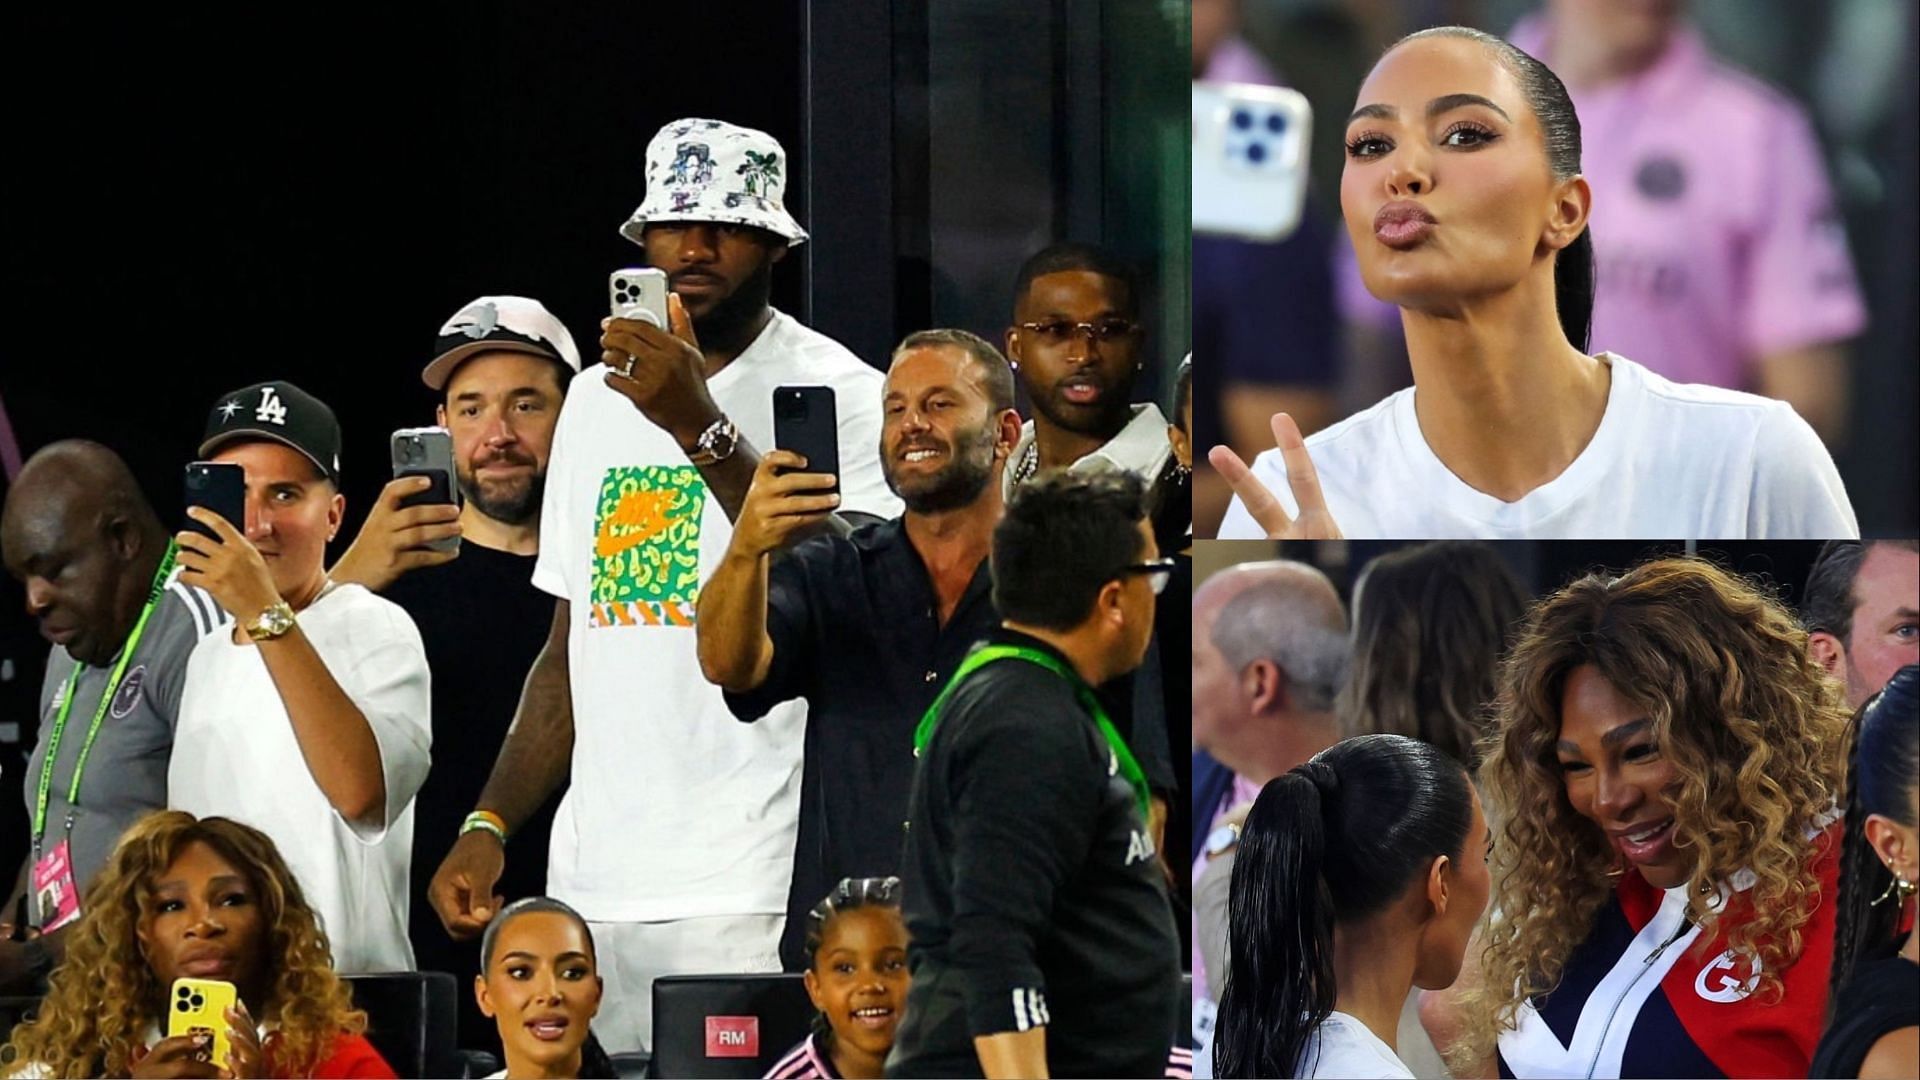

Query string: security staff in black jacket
888 471 1181 1079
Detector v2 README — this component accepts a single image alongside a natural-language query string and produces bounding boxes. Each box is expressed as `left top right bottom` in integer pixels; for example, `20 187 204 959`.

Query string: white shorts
587 913 784 1056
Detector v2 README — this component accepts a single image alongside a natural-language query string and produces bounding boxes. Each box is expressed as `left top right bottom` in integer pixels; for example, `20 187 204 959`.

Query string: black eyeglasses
1016 319 1142 346
1116 557 1178 595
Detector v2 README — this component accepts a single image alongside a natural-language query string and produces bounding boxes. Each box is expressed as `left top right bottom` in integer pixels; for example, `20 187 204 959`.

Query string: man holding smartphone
427 119 899 1055
169 380 431 973
331 296 579 1050
0 442 228 992
696 329 1020 969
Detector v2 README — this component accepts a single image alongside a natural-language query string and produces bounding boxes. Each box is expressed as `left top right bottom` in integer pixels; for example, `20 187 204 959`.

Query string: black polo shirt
886 629 1182 1078
723 517 999 970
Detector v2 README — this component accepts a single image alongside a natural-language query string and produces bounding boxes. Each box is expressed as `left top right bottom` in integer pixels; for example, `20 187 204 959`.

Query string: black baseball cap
199 380 342 484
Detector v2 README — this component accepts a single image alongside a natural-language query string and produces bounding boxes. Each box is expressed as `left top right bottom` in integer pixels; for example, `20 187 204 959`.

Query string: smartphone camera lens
177 1000 190 1012
776 392 806 421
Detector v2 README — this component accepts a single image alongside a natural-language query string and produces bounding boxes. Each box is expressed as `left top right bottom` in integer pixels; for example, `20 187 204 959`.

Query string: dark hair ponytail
1829 665 1920 1016
1554 227 1595 353
1212 734 1474 1078
1396 26 1595 352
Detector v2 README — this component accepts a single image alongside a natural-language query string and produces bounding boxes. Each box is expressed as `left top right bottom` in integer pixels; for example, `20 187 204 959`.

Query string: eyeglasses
1116 557 1178 595
1016 319 1141 346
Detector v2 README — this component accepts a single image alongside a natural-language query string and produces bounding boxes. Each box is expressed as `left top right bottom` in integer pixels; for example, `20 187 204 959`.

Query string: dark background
0 1 1188 886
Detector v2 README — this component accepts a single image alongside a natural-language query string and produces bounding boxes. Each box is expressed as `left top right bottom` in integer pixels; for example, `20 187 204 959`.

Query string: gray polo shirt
21 575 226 922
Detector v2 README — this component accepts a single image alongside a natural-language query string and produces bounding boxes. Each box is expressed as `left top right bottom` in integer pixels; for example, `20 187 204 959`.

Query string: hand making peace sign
1207 412 1345 540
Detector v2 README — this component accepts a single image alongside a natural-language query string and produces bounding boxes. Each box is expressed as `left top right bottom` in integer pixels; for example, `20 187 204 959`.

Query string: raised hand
329 476 462 592
175 510 283 626
727 449 840 561
1207 412 1344 539
600 292 723 446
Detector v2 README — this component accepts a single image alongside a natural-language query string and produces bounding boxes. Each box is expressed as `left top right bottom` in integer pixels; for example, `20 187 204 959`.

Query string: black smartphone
773 385 840 497
391 427 462 554
183 462 245 540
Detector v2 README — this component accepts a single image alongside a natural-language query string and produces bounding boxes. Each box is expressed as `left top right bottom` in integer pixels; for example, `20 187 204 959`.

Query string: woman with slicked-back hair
1813 665 1919 1078
1212 27 1853 540
1211 734 1489 1078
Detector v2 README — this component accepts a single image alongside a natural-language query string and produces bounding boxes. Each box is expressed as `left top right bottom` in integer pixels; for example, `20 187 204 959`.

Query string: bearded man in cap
429 119 898 1053
170 380 431 974
329 295 579 1051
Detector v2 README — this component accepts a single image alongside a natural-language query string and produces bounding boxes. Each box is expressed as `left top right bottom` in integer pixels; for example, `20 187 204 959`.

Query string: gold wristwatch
246 601 297 641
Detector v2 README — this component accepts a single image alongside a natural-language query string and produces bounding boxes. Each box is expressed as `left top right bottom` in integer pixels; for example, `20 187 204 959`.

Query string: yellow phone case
168 977 238 1069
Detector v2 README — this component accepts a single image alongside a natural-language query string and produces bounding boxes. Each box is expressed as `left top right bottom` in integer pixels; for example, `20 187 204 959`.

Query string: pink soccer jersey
1337 19 1865 393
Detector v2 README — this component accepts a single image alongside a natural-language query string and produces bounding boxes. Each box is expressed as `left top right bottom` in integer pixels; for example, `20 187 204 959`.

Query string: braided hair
1829 665 1920 1019
803 877 905 1038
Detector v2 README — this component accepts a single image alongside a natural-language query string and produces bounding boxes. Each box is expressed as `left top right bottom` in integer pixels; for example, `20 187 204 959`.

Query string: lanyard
914 643 1151 819
33 541 177 846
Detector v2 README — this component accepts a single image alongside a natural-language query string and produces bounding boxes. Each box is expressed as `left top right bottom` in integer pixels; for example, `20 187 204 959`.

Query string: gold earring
1870 869 1917 906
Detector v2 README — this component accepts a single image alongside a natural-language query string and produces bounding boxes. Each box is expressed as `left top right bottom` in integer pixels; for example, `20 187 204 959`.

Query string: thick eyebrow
884 384 962 402
1347 93 1512 127
454 386 547 404
1556 718 1654 756
499 950 591 964
152 874 247 894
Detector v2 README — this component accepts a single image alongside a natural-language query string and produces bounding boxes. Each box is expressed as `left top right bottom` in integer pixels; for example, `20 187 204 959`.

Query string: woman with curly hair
1430 557 1850 1078
1812 665 1919 1078
1 811 392 1078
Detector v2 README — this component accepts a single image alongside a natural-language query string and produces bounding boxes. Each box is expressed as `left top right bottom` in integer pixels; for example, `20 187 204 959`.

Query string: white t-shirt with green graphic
533 308 900 922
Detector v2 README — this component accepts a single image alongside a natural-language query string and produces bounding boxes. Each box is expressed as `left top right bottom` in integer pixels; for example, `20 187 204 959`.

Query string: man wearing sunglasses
1002 242 1173 500
889 469 1180 1079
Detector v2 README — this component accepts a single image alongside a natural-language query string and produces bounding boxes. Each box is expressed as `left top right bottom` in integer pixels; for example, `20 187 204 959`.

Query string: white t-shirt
534 308 900 923
170 584 430 973
1295 1012 1416 1079
1218 353 1858 539
1002 402 1175 499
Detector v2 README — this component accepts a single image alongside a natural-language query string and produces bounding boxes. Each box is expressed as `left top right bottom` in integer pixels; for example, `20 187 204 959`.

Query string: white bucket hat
619 118 808 248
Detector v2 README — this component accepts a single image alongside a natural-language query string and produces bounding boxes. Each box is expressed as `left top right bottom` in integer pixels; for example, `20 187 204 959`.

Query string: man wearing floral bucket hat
427 118 900 1056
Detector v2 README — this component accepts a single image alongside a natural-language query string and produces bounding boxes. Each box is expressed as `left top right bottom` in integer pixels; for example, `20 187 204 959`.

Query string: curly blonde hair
2 811 365 1078
1457 557 1847 1070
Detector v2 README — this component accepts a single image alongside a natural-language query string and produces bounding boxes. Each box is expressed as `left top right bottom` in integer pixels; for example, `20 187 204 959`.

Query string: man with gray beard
329 295 578 1054
697 328 1024 969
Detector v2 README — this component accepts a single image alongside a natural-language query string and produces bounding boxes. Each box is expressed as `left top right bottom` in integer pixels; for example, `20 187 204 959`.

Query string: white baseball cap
423 296 582 391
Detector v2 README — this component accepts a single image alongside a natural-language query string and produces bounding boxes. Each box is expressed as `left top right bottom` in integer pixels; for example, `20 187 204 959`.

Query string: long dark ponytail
1395 27 1595 352
1212 734 1474 1078
1829 665 1920 1016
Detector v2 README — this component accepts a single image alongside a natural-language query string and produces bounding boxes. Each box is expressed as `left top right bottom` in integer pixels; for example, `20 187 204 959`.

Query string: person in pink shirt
1338 0 1866 446
1193 0 1277 85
